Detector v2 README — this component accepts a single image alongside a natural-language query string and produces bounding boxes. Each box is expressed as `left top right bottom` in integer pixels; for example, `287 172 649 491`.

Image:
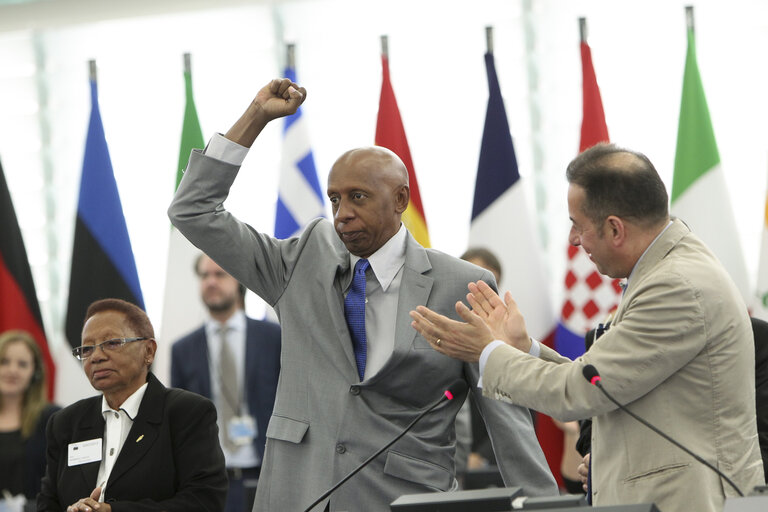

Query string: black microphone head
582 364 600 385
444 379 468 400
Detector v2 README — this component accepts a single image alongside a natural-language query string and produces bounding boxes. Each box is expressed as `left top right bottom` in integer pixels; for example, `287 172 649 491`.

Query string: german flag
375 51 430 248
0 159 55 399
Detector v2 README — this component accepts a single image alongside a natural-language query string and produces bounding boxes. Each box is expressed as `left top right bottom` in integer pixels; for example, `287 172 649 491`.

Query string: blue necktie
345 259 369 381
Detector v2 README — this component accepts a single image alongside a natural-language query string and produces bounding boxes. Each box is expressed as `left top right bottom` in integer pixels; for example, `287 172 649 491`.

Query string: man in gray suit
411 143 765 512
169 78 556 511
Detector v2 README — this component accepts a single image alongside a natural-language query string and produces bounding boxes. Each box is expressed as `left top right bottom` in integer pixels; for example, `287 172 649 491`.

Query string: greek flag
275 66 324 238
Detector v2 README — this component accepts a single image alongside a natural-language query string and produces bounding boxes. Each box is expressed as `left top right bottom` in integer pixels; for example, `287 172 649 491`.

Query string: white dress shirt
348 226 407 380
96 382 148 502
205 310 260 469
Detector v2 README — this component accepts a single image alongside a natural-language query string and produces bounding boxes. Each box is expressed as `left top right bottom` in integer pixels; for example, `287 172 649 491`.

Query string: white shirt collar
349 224 407 292
101 381 149 420
205 309 246 333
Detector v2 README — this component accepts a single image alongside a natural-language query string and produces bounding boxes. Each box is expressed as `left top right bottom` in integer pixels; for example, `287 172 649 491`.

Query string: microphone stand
591 378 744 497
301 385 463 512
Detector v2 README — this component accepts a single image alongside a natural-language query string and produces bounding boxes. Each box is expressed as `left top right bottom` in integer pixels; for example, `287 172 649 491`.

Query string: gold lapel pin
136 435 144 443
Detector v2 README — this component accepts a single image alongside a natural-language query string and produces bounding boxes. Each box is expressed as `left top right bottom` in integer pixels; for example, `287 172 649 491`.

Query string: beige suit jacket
483 218 764 512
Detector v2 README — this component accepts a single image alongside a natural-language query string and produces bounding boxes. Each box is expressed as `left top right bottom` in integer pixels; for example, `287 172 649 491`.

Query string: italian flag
158 55 208 383
671 24 749 302
754 180 768 320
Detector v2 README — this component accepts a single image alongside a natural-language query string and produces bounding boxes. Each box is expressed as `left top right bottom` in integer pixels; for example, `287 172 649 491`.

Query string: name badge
228 415 257 446
68 438 102 466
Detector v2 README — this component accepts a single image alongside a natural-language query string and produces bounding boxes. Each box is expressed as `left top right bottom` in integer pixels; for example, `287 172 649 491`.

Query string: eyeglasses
72 337 149 360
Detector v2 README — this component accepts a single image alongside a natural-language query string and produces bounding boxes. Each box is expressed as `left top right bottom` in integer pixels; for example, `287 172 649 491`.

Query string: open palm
467 280 530 351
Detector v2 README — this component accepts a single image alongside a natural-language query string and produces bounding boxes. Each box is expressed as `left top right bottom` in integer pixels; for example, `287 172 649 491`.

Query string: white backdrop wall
0 0 766 405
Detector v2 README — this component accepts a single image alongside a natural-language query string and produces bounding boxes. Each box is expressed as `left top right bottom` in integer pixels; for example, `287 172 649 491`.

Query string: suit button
336 443 346 454
350 386 360 395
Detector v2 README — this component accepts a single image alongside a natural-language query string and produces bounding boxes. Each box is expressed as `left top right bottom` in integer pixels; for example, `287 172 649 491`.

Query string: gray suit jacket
169 149 556 511
483 219 765 512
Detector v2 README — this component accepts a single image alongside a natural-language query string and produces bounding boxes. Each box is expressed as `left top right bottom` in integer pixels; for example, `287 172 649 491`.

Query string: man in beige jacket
410 143 764 512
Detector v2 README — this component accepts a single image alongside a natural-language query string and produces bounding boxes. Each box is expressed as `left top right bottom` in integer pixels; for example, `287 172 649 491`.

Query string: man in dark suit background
39 298 226 512
171 253 281 512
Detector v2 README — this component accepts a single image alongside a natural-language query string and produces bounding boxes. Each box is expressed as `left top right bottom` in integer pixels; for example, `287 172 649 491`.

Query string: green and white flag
158 56 207 383
671 24 749 302
754 174 768 320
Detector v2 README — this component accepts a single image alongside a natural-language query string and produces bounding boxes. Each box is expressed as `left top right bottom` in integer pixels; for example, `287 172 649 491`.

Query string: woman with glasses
38 298 227 512
0 330 59 510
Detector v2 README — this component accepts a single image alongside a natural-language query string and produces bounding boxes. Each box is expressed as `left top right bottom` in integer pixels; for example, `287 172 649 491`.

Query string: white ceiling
0 0 270 33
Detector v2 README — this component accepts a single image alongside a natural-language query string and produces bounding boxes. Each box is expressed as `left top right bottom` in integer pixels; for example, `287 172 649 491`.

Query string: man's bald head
327 147 411 257
334 146 409 185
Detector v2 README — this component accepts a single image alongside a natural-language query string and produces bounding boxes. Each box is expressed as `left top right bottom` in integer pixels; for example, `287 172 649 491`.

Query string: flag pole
685 5 695 33
579 17 587 43
485 26 493 54
184 52 191 74
286 43 295 69
380 35 388 58
89 59 97 82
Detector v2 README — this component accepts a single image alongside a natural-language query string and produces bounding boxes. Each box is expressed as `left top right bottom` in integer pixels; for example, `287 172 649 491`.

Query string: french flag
469 51 555 344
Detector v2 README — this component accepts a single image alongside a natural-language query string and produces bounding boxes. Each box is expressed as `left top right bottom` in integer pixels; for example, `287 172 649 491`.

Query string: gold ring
436 338 441 346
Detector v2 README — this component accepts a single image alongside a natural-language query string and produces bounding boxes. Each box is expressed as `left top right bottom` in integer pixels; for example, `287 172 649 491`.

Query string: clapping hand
67 486 111 512
465 280 531 353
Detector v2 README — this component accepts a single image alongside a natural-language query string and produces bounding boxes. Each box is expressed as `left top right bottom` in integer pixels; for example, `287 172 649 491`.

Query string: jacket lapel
325 250 361 379
378 232 433 375
107 374 162 487
613 218 689 322
244 319 257 400
73 398 105 491
193 330 212 398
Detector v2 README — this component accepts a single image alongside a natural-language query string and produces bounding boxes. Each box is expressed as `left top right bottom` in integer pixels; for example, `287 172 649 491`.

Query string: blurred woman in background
0 330 59 506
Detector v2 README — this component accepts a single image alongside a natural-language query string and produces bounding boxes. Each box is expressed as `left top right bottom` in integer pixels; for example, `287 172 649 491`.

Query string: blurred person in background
0 330 59 509
457 248 501 482
461 248 584 493
172 253 281 512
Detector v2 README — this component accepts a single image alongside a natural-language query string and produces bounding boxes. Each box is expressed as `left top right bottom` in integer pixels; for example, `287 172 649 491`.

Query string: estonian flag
65 69 144 349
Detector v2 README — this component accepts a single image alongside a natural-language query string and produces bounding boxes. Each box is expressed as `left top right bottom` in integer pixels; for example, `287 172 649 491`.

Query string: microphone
581 364 744 497
302 379 469 512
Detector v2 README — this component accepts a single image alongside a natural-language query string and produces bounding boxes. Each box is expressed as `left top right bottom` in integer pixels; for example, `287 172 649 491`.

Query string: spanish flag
375 48 430 248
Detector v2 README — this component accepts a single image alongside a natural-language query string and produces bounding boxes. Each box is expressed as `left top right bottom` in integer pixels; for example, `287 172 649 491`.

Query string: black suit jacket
753 316 768 482
23 404 60 500
170 316 281 461
37 373 226 512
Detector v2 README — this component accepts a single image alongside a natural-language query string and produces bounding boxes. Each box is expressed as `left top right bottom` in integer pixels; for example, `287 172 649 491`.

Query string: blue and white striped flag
275 67 324 238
